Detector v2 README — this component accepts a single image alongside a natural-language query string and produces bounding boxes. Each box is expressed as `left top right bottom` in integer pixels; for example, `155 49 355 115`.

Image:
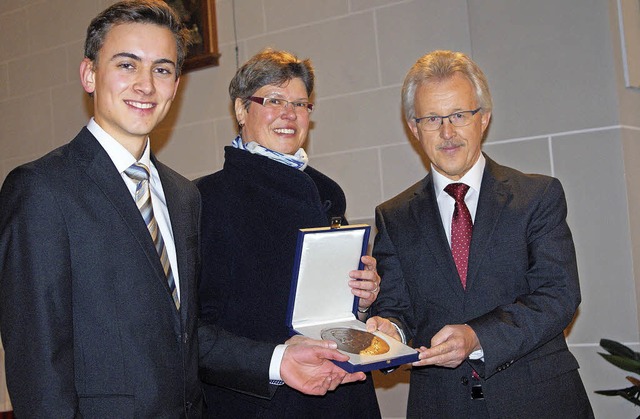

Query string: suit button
183 332 189 343
461 376 469 386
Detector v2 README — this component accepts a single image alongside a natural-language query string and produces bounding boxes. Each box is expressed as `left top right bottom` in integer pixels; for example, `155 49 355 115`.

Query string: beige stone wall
1 1 640 417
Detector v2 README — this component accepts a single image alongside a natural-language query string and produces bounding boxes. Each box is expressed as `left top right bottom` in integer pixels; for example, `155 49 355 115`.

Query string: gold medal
321 327 390 356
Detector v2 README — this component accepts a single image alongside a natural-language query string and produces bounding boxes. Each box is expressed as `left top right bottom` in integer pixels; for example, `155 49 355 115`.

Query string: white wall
1 1 640 417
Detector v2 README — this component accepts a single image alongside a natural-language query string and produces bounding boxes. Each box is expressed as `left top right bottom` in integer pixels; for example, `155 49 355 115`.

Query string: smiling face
409 72 491 181
80 22 180 156
235 78 310 155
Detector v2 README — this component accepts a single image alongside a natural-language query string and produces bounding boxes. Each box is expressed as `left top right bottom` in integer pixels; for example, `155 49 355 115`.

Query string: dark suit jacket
196 147 380 418
0 128 274 418
372 155 593 418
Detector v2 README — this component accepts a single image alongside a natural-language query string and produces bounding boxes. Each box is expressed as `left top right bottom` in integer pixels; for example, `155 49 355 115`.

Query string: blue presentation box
286 223 419 373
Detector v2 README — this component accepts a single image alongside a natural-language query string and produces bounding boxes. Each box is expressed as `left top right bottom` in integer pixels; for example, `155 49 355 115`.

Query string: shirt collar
432 153 486 198
86 118 152 174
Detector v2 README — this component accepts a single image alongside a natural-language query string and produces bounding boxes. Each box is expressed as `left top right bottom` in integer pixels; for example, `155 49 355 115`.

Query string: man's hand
413 324 480 368
280 344 366 395
365 316 402 341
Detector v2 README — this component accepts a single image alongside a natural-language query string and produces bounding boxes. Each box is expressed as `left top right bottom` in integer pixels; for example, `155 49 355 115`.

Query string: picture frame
164 0 220 73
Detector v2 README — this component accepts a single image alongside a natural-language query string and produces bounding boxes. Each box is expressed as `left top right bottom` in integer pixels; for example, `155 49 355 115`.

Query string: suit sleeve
466 178 581 378
198 320 276 399
371 205 417 343
0 167 79 417
195 179 277 400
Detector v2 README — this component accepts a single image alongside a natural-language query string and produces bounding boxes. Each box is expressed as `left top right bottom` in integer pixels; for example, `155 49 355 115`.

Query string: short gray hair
401 50 492 122
229 48 314 110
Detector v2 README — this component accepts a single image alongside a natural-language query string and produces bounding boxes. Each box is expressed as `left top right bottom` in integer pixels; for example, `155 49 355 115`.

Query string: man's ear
408 119 420 141
171 77 180 100
234 98 247 126
80 58 96 94
480 111 491 134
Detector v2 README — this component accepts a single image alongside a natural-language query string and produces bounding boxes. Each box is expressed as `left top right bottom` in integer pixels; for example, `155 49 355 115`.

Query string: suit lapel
154 158 190 322
70 129 178 314
411 175 466 297
466 156 511 290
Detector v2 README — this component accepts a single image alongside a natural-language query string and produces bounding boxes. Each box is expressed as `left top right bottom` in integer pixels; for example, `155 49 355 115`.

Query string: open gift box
286 223 419 373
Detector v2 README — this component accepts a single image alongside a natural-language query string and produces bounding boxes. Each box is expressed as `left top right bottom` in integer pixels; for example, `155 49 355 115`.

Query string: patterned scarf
231 136 309 171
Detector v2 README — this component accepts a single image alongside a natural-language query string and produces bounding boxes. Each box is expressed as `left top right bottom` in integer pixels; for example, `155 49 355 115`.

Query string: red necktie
445 183 473 289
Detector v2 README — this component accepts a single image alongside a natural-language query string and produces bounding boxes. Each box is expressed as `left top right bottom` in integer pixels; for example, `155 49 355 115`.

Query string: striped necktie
125 163 180 310
445 183 473 289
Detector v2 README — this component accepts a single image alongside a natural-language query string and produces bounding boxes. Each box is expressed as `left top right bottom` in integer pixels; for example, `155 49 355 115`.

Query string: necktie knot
445 183 470 203
124 163 150 183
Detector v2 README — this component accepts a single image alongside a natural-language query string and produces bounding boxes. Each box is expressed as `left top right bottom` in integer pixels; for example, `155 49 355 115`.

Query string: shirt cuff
391 322 407 344
469 349 484 361
269 344 287 383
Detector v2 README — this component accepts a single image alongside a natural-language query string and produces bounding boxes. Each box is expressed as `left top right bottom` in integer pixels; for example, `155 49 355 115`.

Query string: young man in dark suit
367 50 594 418
0 1 363 417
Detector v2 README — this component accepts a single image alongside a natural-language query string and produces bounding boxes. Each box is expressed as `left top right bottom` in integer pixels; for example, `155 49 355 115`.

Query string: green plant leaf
600 339 640 360
595 385 640 407
599 353 640 375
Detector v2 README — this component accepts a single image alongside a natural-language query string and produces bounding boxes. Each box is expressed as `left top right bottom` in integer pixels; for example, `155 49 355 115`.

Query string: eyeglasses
414 108 482 131
247 96 314 113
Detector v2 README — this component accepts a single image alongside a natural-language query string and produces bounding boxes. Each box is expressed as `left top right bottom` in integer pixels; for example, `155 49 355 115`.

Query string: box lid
287 224 370 330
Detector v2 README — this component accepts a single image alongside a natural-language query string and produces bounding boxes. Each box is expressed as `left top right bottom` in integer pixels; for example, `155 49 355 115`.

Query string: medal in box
286 222 419 373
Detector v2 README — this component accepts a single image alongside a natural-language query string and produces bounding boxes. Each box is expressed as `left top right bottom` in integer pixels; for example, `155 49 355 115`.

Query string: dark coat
196 146 381 419
372 155 594 419
0 129 275 418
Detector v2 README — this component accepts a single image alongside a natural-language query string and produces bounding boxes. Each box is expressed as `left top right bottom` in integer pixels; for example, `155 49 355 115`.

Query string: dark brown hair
84 0 189 77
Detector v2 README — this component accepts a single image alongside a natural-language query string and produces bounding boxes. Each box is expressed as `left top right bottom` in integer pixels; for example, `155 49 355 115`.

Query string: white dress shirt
431 153 485 236
87 118 181 299
431 153 486 361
